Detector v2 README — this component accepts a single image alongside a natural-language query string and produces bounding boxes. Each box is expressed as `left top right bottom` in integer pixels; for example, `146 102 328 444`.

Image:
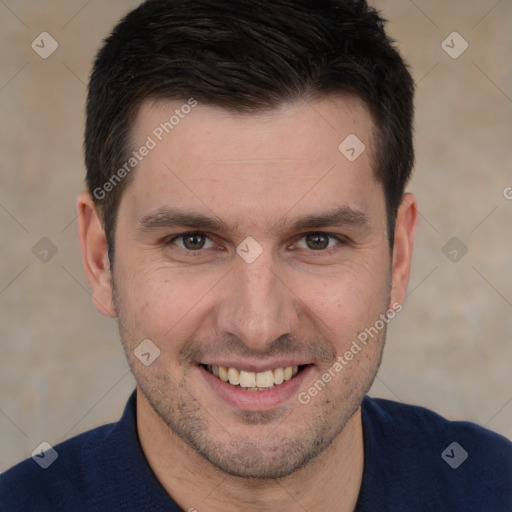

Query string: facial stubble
111 273 387 479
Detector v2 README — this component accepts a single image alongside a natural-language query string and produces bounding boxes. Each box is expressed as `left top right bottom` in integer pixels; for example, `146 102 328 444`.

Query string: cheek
115 264 224 345
295 258 390 346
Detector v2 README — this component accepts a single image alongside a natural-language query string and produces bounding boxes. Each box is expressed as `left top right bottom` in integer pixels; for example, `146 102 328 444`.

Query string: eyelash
165 232 349 253
293 233 346 251
166 232 218 252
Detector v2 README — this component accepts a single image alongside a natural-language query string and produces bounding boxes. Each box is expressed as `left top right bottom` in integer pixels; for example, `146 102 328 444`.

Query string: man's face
112 96 395 478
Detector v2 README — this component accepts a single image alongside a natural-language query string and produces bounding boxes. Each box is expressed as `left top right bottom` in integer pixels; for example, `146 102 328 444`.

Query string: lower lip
198 365 314 411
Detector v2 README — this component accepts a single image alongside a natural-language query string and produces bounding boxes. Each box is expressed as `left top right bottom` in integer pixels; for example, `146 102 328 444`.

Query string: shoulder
362 395 512 453
0 423 115 512
0 392 178 512
358 397 512 511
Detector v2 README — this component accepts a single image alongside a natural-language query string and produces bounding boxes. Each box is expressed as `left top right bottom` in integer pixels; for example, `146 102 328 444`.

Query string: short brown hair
85 0 414 263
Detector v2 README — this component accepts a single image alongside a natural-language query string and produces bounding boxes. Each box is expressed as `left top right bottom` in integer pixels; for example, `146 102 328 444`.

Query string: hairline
99 91 394 262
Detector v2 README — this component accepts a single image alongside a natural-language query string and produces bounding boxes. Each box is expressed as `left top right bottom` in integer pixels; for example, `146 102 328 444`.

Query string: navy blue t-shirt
1 392 511 511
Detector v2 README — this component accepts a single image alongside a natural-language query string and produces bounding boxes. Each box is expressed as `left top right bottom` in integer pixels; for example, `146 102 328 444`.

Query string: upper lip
199 360 311 373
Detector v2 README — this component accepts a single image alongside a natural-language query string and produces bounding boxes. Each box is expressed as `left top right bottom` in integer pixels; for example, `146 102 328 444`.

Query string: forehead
120 95 383 227
133 94 374 161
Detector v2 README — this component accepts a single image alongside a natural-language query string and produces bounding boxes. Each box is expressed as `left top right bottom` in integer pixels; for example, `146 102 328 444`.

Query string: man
1 0 511 510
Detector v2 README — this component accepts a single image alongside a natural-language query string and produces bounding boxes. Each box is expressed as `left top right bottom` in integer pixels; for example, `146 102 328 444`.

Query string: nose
215 254 300 352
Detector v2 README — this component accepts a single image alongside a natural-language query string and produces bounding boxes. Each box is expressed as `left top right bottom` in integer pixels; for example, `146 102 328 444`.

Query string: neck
137 389 364 512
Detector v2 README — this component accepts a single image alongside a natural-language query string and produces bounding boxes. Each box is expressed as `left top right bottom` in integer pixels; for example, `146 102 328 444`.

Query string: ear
77 191 116 318
389 193 418 308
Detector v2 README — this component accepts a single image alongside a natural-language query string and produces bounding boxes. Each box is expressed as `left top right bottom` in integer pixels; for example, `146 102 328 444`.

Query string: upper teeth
207 365 299 389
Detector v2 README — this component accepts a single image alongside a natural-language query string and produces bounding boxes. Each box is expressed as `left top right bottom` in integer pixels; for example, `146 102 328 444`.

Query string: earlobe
77 191 116 318
390 193 418 308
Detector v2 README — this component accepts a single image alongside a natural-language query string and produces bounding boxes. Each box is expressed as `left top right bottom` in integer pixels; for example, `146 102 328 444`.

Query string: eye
170 232 216 251
295 232 342 251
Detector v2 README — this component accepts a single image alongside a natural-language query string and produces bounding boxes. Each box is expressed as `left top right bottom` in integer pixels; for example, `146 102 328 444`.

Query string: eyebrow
270 206 370 235
138 206 370 235
138 208 235 233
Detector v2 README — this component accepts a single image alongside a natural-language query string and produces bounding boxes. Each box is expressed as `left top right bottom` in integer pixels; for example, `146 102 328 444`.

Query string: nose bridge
216 256 298 350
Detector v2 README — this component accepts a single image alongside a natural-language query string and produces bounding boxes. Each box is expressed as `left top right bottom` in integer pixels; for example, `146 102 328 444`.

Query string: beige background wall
1 0 511 471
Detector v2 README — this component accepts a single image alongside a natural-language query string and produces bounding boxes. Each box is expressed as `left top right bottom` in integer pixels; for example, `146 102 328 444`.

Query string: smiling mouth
202 364 307 391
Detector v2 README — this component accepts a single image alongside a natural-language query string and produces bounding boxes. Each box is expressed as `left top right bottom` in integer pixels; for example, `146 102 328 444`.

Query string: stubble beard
112 276 386 479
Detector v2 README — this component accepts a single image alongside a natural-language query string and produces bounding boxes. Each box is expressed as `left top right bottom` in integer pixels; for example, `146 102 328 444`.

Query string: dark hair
85 0 414 261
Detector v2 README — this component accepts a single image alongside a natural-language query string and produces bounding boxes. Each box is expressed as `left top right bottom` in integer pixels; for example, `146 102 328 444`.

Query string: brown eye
183 233 206 250
305 233 331 250
171 233 214 251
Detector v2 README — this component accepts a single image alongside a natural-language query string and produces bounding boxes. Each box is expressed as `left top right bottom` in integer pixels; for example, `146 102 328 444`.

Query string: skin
78 95 418 512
